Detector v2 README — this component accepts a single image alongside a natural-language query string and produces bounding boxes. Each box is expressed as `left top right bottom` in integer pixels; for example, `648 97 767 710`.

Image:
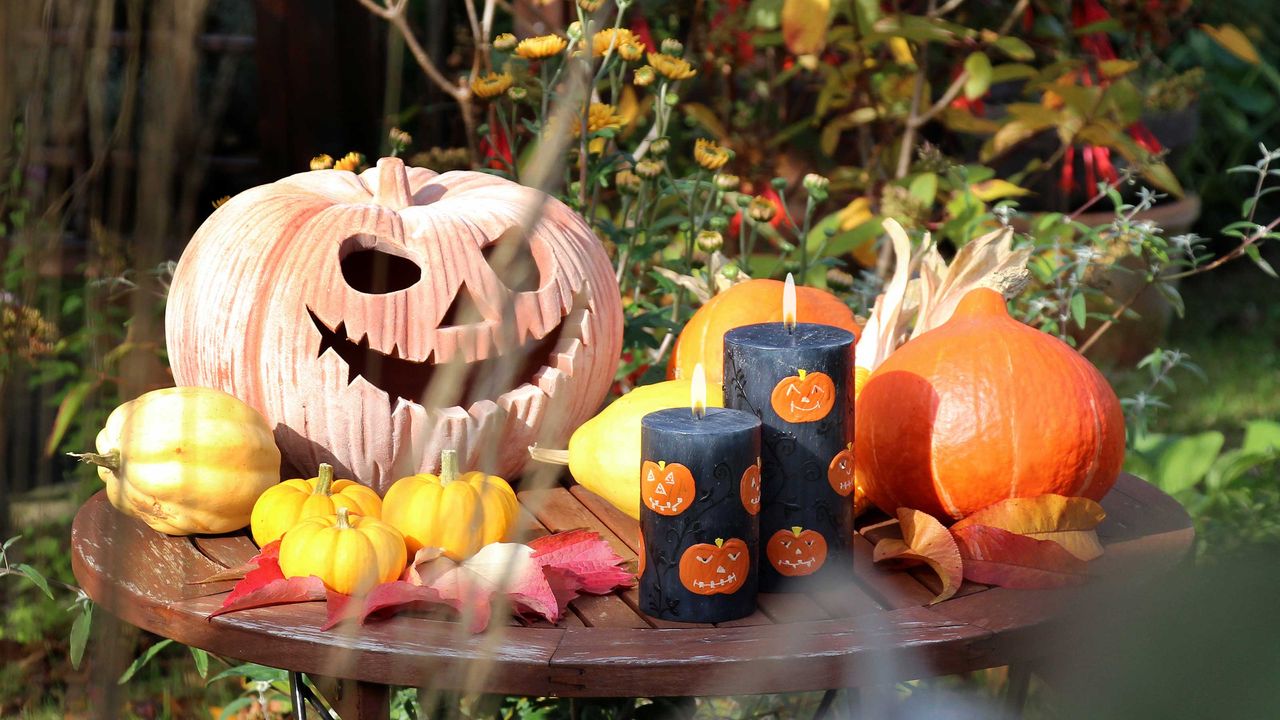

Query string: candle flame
691 363 707 419
783 272 797 332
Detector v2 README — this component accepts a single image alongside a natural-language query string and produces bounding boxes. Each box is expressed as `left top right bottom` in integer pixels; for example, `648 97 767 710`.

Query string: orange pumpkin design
641 460 695 516
770 369 835 423
827 443 855 497
679 538 750 595
766 526 828 577
637 530 646 577
740 458 762 515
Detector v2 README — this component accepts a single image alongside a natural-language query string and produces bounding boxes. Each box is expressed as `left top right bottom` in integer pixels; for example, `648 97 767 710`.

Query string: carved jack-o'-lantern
166 158 622 492
827 443 855 497
770 369 835 423
766 526 828 577
740 457 761 515
679 538 750 595
641 460 695 516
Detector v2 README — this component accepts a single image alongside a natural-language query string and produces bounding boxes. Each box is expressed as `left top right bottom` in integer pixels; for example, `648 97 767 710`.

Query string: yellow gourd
250 463 382 547
73 386 281 535
278 507 407 595
381 450 518 560
530 379 724 520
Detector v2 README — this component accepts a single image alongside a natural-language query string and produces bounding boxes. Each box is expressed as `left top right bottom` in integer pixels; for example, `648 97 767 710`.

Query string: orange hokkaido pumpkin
668 279 861 386
856 288 1126 521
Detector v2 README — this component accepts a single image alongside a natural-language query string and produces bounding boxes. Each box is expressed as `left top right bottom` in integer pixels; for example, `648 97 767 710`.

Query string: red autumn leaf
952 494 1106 561
871 509 964 604
353 580 489 633
208 542 329 618
529 529 636 595
952 524 1089 589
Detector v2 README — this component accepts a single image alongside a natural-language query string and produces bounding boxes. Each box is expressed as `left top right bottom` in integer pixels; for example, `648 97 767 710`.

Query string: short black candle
639 407 761 623
722 322 855 592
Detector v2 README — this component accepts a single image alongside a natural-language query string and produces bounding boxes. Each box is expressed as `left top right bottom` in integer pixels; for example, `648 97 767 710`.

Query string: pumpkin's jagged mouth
692 573 739 592
308 297 589 411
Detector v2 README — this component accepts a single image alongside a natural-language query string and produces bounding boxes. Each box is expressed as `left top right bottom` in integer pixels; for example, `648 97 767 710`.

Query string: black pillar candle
722 322 855 592
639 407 761 623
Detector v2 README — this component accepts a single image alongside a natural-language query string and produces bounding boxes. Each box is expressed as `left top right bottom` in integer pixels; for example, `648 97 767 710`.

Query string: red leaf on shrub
952 524 1089 589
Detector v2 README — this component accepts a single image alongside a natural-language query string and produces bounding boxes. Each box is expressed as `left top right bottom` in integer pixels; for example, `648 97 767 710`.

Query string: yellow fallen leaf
782 0 831 56
1200 23 1260 65
951 494 1106 561
969 179 1030 202
872 508 963 604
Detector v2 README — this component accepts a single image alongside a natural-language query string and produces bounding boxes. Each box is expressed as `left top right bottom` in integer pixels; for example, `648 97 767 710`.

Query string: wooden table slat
850 534 938 609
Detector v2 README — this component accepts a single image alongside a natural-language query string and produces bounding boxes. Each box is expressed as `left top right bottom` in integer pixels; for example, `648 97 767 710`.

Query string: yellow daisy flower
471 71 514 99
333 152 365 173
515 34 568 60
493 33 517 52
693 138 732 171
646 52 696 81
573 103 625 153
591 28 645 58
310 154 334 170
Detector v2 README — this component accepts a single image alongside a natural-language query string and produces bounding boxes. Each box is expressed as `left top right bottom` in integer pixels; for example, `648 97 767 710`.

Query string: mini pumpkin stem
67 451 121 473
438 449 460 485
313 463 335 496
336 506 353 530
528 445 570 465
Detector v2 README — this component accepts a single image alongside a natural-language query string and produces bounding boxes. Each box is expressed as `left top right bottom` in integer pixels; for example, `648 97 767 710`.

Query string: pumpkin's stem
374 157 414 210
313 463 335 496
528 445 569 466
791 526 803 536
67 451 120 473
336 506 352 530
439 449 460 485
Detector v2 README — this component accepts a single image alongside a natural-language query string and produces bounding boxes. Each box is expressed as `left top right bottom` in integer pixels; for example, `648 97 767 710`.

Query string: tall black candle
722 321 855 592
639 407 761 623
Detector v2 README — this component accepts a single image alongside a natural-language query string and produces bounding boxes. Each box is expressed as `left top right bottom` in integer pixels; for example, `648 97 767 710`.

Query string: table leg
329 679 391 720
813 689 839 719
1005 664 1032 713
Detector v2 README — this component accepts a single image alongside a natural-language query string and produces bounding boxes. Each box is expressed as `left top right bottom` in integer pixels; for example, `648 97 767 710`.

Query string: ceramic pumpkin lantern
679 538 750 595
856 288 1126 520
766 527 827 577
166 158 622 492
641 460 696 516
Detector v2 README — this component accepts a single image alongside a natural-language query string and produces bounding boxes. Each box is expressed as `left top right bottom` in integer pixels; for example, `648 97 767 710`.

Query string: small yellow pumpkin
250 463 382 547
278 507 407 595
73 386 281 535
381 450 518 560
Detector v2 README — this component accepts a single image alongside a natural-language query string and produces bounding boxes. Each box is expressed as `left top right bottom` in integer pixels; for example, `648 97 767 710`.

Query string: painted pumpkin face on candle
679 538 750 595
740 458 761 515
827 443 855 497
770 369 835 423
641 460 695 516
637 531 645 577
767 527 828 576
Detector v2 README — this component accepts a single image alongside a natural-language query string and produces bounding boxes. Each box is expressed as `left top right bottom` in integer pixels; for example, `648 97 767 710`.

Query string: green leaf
70 604 92 670
43 380 98 457
118 638 173 685
208 662 289 685
1244 244 1279 278
16 563 52 599
963 52 992 100
1206 448 1272 491
2 535 20 552
218 696 257 720
992 36 1034 61
908 172 938 206
191 646 209 679
1154 432 1225 494
1243 420 1280 455
1154 281 1185 318
1069 292 1087 329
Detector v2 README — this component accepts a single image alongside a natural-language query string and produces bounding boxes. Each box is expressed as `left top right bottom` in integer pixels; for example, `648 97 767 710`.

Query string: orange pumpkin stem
313 463 335 496
952 287 1008 319
336 506 353 530
373 157 414 210
439 449 460 485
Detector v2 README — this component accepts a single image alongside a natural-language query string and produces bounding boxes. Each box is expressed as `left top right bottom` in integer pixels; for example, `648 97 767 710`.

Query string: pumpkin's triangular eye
646 469 657 483
727 552 741 561
696 555 712 563
439 281 485 327
483 229 542 292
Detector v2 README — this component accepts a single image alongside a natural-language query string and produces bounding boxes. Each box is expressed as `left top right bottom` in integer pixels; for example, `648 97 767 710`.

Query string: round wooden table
71 473 1192 718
